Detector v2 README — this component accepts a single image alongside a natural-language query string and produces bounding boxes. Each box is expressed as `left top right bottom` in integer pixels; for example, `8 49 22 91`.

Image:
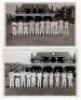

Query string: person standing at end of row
67 71 73 87
8 70 15 88
12 21 18 37
64 20 69 35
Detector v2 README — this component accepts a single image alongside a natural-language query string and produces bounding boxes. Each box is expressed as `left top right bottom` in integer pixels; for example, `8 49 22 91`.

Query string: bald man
64 21 69 35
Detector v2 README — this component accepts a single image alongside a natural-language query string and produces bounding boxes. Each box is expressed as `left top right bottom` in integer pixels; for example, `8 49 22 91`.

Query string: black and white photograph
4 48 76 95
6 3 75 46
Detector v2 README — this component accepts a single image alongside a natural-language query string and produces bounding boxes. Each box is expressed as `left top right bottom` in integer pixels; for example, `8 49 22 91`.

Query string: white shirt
40 21 44 28
67 72 73 79
29 21 34 28
9 72 14 78
20 71 26 79
49 73 54 79
31 72 36 79
18 21 23 33
65 21 69 27
55 72 60 78
23 22 29 26
18 21 23 28
26 72 31 79
46 21 50 27
55 21 58 27
37 72 42 79
61 72 67 79
59 20 64 25
35 22 40 28
43 72 48 79
12 21 17 27
51 21 55 28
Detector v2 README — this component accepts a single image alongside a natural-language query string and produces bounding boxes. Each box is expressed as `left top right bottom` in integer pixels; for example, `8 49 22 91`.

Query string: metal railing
11 13 55 17
30 62 75 67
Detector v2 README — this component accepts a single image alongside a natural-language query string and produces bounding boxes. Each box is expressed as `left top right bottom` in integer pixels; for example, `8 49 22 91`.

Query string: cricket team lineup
5 3 76 95
11 16 69 36
7 51 76 89
9 69 74 88
9 4 74 37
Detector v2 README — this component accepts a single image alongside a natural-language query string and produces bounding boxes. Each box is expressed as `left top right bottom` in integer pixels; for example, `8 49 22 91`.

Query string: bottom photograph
3 48 76 96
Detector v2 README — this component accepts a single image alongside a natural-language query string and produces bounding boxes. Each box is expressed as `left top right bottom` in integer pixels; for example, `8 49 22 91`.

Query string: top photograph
6 3 75 46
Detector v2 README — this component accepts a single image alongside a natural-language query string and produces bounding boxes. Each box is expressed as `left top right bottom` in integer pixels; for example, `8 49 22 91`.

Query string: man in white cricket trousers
20 71 26 88
55 70 60 87
50 20 55 36
18 20 23 36
23 21 29 36
35 21 40 35
15 72 20 88
26 71 31 88
45 20 51 35
12 21 18 36
61 71 67 87
43 72 48 87
49 72 54 88
54 20 58 35
9 70 14 88
67 71 73 87
58 19 64 35
29 20 34 36
37 71 42 88
40 20 45 36
31 71 36 87
64 21 69 35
